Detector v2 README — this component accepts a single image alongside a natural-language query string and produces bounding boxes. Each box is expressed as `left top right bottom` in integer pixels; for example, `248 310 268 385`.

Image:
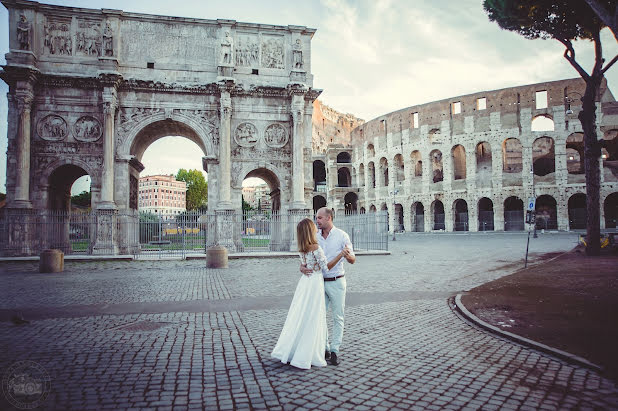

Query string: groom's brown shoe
329 352 339 366
325 351 331 360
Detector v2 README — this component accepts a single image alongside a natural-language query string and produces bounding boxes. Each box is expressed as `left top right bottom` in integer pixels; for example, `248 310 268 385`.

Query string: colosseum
311 77 618 233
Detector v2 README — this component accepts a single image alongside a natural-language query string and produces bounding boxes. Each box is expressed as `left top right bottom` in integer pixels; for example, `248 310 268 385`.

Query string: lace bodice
299 247 329 274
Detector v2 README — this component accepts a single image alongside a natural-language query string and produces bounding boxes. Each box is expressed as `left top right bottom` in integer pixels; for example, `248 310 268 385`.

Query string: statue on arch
17 14 30 50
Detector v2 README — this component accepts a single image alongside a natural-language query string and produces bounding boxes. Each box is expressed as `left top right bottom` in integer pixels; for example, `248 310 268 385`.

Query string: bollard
206 245 228 268
39 249 64 273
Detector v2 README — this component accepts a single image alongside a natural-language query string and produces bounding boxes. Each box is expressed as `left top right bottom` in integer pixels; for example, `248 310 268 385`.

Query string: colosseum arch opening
568 193 587 230
605 193 618 228
337 152 351 163
430 150 444 184
451 145 467 187
504 196 524 231
379 157 389 187
394 203 404 232
412 202 425 232
394 154 405 185
603 129 618 182
368 162 376 189
432 200 445 230
410 151 422 193
478 197 494 231
313 160 327 193
476 142 492 188
531 114 555 132
532 137 556 183
535 195 558 230
502 138 523 186
453 199 469 231
358 164 365 187
337 167 351 187
566 133 585 184
344 192 358 214
367 144 376 158
313 195 326 214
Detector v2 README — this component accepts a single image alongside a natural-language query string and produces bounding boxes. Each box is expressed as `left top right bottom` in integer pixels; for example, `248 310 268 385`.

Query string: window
412 112 419 129
477 97 486 110
452 102 461 115
536 90 548 109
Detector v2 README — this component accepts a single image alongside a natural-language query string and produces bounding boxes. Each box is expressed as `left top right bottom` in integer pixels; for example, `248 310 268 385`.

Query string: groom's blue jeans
324 277 346 353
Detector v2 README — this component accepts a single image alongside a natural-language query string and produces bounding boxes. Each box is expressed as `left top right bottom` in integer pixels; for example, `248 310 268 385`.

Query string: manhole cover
111 321 174 332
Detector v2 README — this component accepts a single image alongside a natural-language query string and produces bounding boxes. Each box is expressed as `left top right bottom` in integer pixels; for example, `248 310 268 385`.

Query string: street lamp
564 91 583 116
530 165 538 238
389 188 399 241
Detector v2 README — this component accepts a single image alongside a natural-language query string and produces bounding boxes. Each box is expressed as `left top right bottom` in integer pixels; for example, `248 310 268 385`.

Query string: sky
1 0 617 194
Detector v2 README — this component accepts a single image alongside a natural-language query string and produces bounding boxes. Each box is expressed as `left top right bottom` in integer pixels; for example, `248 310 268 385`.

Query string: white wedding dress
271 247 328 369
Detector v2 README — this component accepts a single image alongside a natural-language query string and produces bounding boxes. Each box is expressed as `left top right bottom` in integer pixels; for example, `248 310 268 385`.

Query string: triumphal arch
1 0 321 255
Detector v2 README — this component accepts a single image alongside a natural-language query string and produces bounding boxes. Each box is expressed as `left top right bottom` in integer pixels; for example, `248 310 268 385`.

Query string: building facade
311 78 618 232
138 175 186 219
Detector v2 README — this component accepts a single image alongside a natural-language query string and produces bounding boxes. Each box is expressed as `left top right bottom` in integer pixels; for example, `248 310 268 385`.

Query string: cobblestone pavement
1 233 617 410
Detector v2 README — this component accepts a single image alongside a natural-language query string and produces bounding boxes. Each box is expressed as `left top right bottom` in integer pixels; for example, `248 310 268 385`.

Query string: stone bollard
206 245 228 268
39 249 64 273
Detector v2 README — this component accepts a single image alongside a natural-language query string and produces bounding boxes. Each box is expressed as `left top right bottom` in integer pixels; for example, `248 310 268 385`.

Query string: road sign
527 197 536 211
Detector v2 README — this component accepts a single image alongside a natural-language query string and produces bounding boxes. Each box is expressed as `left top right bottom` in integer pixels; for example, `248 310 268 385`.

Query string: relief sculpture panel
37 114 68 141
234 122 259 147
235 34 259 67
264 123 288 148
261 35 284 69
76 19 102 57
74 116 102 142
44 17 72 55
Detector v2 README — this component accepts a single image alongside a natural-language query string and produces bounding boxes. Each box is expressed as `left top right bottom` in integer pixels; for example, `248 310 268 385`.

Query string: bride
271 218 347 369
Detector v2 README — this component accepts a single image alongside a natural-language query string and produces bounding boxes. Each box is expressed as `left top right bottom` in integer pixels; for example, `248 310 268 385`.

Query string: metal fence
0 209 389 258
478 211 495 231
504 210 525 231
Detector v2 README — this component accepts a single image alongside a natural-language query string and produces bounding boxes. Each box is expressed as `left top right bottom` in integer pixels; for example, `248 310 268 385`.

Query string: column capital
15 91 33 114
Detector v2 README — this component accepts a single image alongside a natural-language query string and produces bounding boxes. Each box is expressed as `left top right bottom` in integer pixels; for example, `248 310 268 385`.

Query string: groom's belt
323 275 344 282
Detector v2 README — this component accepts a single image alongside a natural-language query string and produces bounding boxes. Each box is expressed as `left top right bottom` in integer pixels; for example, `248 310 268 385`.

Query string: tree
175 169 208 211
242 195 253 213
583 0 617 41
484 0 618 255
70 190 91 207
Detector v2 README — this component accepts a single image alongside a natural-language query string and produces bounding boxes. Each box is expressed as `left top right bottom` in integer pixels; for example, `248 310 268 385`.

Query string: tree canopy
70 190 91 207
175 169 208 211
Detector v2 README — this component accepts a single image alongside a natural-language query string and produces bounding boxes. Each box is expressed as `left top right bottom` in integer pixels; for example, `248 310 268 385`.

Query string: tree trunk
579 76 602 256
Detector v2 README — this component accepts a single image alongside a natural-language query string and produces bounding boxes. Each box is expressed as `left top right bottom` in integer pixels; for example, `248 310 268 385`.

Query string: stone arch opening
394 203 404 232
504 196 524 231
502 138 523 174
451 145 466 180
130 119 208 162
337 152 351 163
412 202 424 232
360 207 366 214
604 192 618 228
369 204 377 213
535 194 558 230
379 157 389 187
478 197 494 231
368 162 376 188
243 168 281 213
566 133 584 175
568 193 587 230
313 195 326 214
430 150 443 183
48 164 90 212
337 167 351 187
381 202 389 231
344 192 358 214
476 142 492 188
432 200 445 230
531 114 554 132
411 150 422 177
453 199 469 231
394 154 405 183
367 144 375 158
313 160 326 192
532 137 555 179
603 130 618 182
429 128 441 144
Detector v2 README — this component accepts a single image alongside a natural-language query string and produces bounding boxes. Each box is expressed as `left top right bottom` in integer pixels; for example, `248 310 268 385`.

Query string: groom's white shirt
317 226 354 278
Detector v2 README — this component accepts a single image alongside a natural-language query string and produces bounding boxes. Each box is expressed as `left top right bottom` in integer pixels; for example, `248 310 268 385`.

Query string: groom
301 207 355 365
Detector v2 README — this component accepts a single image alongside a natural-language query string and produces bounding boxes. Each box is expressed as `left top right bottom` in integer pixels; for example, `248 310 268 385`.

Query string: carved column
98 79 119 210
13 92 33 208
291 92 307 209
218 88 233 209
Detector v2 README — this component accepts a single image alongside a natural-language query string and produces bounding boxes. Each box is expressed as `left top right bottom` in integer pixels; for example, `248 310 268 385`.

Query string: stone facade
313 78 618 232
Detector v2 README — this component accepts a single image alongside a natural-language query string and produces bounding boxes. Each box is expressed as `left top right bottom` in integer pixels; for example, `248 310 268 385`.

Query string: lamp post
530 165 538 238
390 188 399 240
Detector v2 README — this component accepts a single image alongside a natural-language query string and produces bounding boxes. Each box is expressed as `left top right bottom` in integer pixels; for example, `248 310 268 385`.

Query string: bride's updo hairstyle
297 218 318 253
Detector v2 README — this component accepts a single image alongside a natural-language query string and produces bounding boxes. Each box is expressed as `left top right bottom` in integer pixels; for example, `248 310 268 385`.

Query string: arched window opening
344 192 358 214
603 130 618 183
432 200 445 230
430 150 443 183
535 195 558 230
412 202 424 232
368 162 376 188
532 137 555 179
411 150 422 177
604 193 618 228
367 144 375 158
568 193 587 230
394 154 405 182
337 152 351 163
531 115 554 132
337 168 351 187
476 142 492 188
453 199 469 231
504 196 524 231
313 195 327 214
502 138 523 182
451 145 466 180
313 160 327 192
478 197 494 231
358 164 365 187
379 157 389 187
566 133 585 183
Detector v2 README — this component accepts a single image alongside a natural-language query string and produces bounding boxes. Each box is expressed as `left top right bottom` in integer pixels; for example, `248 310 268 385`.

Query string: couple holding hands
271 207 355 369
